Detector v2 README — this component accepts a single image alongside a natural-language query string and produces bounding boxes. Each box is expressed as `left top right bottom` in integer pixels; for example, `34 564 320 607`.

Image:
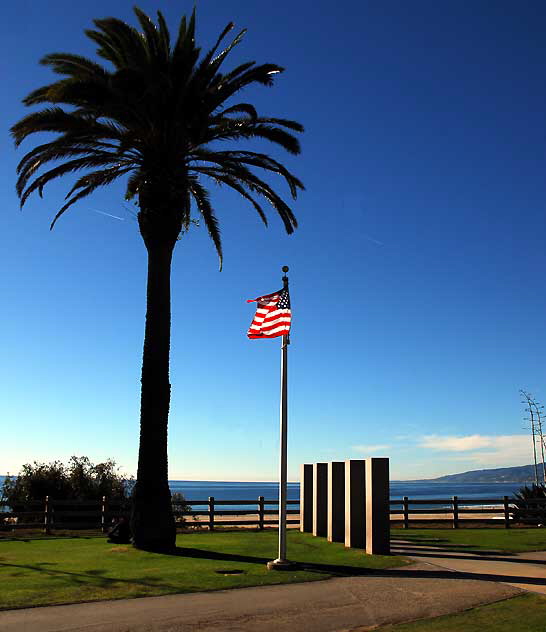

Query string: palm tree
11 8 303 551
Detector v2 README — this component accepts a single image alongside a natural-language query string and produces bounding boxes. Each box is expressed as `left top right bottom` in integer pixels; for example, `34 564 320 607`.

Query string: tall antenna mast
520 389 540 485
533 400 546 483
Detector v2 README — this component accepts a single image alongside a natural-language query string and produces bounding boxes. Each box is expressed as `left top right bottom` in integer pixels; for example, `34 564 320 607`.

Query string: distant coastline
414 463 539 484
0 462 540 485
0 474 530 512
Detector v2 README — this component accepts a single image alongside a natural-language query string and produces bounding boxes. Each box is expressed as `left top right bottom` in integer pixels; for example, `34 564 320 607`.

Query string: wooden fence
0 497 130 533
2 495 544 532
180 497 300 530
390 496 546 529
0 496 299 533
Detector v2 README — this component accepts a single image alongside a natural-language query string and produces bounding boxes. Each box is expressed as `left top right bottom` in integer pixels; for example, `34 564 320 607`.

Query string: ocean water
169 480 526 510
1 476 529 511
170 480 301 510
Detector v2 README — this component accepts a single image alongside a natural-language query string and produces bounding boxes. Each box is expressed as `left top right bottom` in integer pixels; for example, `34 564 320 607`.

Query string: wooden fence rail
1 496 544 532
389 496 546 529
0 496 301 533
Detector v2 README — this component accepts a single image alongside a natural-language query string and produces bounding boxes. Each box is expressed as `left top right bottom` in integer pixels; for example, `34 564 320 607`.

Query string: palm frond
64 165 133 200
191 163 297 233
209 63 284 110
17 147 126 196
205 121 301 155
156 11 171 60
93 17 149 68
188 178 223 270
19 155 128 205
133 8 162 63
11 108 124 146
84 28 126 67
39 53 109 79
189 149 304 198
215 103 257 120
17 137 122 175
125 171 144 201
194 167 268 227
172 9 198 72
49 185 97 229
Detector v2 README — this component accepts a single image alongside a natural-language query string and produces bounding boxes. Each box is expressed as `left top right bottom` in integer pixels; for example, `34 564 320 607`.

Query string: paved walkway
391 539 546 595
0 558 521 631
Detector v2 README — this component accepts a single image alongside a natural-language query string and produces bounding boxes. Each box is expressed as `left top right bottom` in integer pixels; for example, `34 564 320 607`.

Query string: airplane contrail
91 208 125 221
363 233 384 246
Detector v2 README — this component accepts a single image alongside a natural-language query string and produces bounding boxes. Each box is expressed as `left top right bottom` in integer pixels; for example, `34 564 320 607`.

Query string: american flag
246 287 291 339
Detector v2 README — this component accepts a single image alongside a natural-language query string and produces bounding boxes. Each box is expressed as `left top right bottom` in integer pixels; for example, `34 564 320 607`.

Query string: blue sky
2 0 546 480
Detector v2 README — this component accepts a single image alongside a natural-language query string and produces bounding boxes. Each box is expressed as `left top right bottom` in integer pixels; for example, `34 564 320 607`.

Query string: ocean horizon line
1 474 436 483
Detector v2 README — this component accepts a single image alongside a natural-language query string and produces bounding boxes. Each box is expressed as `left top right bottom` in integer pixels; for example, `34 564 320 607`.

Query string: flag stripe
247 287 291 340
258 317 291 330
252 310 290 324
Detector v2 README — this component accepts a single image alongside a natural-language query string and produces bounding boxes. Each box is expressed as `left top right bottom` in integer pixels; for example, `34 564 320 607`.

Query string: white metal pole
267 268 294 570
278 333 288 561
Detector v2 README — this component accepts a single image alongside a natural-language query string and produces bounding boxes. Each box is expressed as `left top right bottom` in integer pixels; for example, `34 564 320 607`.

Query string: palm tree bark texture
11 7 303 551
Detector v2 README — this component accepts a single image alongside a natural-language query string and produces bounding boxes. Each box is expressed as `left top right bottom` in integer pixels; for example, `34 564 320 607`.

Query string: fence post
101 496 107 533
44 496 50 534
403 496 409 529
503 495 510 529
452 496 459 529
258 496 265 531
208 496 215 531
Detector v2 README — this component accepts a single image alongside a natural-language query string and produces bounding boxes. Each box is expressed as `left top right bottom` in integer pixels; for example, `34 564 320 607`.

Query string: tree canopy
2 456 133 509
12 8 304 268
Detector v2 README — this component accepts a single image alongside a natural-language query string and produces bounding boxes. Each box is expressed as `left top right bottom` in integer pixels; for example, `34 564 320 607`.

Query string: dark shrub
2 457 133 511
512 484 546 525
171 492 193 527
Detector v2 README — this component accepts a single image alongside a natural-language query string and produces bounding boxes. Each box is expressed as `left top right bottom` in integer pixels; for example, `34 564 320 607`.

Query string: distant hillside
428 464 540 483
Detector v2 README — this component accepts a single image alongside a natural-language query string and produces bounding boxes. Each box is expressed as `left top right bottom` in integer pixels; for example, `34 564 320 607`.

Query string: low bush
171 491 193 527
2 458 193 530
512 483 546 525
2 456 133 511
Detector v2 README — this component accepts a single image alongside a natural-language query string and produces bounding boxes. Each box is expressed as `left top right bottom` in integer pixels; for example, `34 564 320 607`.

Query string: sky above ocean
2 1 546 480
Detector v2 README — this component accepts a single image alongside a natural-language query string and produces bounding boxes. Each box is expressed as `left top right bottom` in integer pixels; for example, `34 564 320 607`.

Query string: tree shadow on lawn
174 546 384 577
391 540 518 556
0 560 178 590
391 535 490 549
173 547 546 587
377 566 546 588
392 537 546 563
391 545 546 566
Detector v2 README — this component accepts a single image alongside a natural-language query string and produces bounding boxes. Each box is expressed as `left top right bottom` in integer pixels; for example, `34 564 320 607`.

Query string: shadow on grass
174 546 388 577
393 535 451 544
0 536 99 543
173 545 546 587
391 546 546 566
391 540 518 556
375 566 546 588
0 560 179 590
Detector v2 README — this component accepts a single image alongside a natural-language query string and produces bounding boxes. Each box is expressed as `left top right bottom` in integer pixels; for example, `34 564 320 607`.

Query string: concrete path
391 539 546 595
0 561 519 632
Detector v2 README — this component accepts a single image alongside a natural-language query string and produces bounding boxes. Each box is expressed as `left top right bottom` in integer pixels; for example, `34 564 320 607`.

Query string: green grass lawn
0 529 405 610
379 594 546 632
391 528 546 552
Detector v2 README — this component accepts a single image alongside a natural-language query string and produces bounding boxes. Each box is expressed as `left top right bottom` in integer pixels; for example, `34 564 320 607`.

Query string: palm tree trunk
131 240 177 551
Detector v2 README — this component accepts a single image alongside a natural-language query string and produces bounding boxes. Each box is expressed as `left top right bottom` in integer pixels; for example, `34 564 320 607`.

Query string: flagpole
267 266 295 570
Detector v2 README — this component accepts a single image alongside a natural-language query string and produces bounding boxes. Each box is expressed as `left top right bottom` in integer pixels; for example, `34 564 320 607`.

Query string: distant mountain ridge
426 464 541 483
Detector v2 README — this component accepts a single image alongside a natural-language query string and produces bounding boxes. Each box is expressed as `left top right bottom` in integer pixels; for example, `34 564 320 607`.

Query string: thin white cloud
418 434 533 468
420 435 492 452
352 444 391 454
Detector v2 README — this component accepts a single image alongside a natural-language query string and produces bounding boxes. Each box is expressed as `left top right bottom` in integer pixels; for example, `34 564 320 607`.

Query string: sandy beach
185 512 506 529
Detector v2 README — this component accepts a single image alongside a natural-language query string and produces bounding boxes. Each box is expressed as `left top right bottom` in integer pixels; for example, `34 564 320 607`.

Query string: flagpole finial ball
282 265 289 273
